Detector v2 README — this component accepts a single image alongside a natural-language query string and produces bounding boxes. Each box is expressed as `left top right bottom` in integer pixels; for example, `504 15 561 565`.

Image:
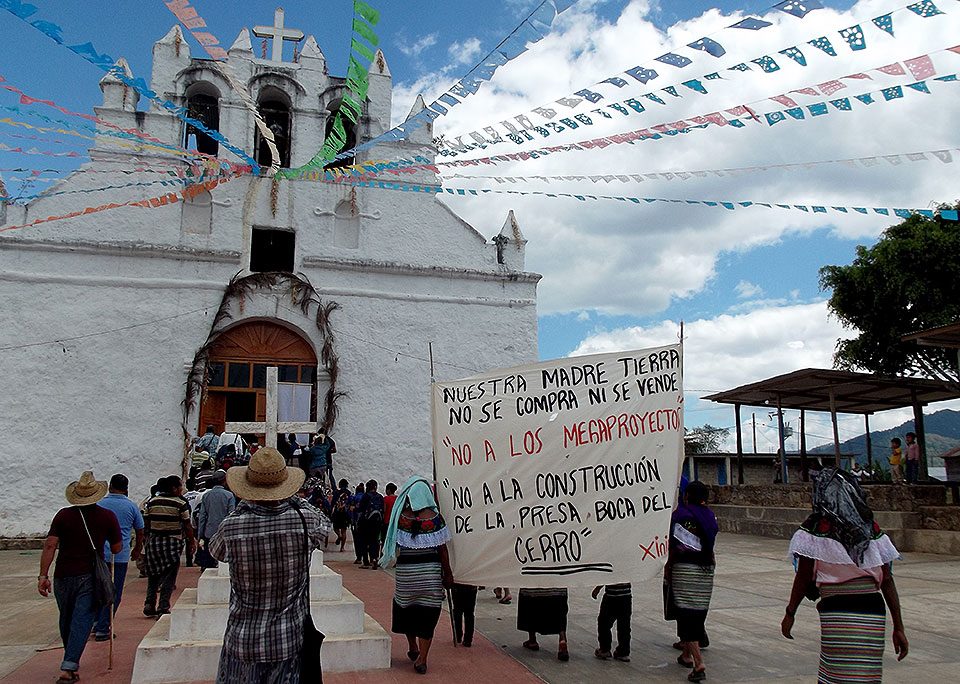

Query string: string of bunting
289 0 577 176
439 69 960 170
438 146 959 185
0 0 259 171
309 174 960 222
441 0 950 154
277 0 380 178
162 0 281 176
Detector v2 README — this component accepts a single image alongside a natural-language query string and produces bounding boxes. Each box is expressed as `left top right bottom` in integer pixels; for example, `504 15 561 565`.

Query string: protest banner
432 344 684 588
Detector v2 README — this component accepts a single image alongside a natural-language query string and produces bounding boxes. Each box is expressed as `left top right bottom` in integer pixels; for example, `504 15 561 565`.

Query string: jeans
145 562 180 613
94 562 128 636
906 459 920 483
53 574 97 672
597 594 631 656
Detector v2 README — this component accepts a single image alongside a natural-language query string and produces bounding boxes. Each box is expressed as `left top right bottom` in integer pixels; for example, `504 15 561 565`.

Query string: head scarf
808 467 876 564
379 475 439 568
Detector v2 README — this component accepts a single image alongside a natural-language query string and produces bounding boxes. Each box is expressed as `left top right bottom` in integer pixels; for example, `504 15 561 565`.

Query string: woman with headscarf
781 467 908 683
380 476 453 675
666 480 718 682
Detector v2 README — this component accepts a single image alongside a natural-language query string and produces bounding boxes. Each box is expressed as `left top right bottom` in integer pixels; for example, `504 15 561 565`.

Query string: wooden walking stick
108 559 114 670
446 588 457 647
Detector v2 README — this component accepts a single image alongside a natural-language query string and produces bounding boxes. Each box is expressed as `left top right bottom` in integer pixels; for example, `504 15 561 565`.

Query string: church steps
168 587 366 641
197 565 343 604
131 613 391 683
712 504 921 529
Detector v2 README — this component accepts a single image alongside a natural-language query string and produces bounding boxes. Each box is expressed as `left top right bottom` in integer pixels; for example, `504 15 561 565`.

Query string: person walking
518 588 570 661
380 476 454 675
306 430 337 491
357 479 384 569
592 583 632 662
331 479 351 552
782 467 907 683
93 474 145 641
452 584 478 647
143 475 195 617
195 425 220 461
666 480 718 682
349 483 365 565
195 471 236 569
38 471 122 684
211 447 324 683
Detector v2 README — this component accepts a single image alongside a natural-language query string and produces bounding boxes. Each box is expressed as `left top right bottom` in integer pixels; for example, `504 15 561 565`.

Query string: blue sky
2 0 955 440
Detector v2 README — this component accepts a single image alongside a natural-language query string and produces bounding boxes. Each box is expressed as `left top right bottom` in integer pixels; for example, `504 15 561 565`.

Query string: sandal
688 669 706 682
558 640 569 661
499 596 512 604
56 673 79 684
407 650 420 662
677 655 694 668
522 639 540 651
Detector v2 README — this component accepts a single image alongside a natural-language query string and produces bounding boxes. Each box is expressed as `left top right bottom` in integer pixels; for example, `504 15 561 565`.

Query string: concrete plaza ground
2 533 959 682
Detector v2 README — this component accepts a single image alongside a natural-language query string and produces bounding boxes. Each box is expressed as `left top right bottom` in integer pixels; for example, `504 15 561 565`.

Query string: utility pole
752 412 757 453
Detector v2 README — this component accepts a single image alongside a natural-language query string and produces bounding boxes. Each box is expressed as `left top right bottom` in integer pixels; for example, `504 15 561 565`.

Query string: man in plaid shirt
211 447 322 683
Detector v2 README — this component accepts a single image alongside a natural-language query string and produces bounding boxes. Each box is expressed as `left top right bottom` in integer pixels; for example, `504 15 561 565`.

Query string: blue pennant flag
917 210 935 218
894 209 913 218
853 207 869 214
730 17 773 30
941 210 959 221
906 0 944 17
795 205 810 212
808 37 837 56
687 37 726 57
704 72 722 80
855 93 875 104
602 76 628 87
907 81 931 94
830 97 852 111
785 107 805 120
765 111 787 125
643 93 666 105
728 63 751 72
808 103 829 116
721 202 736 210
872 13 895 36
727 119 747 128
752 56 780 72
935 75 959 82
812 206 827 213
662 86 680 97
779 47 807 66
682 79 708 94
882 86 904 100
874 208 890 215
774 0 824 18
839 25 866 51
655 52 693 68
625 66 659 84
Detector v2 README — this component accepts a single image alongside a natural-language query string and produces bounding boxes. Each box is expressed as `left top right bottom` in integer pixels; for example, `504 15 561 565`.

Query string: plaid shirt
210 498 323 662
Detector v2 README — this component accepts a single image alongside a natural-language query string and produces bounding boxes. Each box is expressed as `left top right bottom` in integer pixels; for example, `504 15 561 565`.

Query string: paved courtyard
1 533 958 682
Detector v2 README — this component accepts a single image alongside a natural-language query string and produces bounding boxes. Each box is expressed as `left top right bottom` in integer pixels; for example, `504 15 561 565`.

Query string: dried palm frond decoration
181 271 343 454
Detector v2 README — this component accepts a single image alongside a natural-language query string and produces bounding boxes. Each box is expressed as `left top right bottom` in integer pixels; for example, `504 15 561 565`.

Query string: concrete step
712 504 921 529
131 613 391 683
168 588 366 641
198 565 343 604
901 528 960 555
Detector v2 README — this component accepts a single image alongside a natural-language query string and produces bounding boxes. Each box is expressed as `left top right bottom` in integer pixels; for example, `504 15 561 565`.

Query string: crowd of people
37 440 909 683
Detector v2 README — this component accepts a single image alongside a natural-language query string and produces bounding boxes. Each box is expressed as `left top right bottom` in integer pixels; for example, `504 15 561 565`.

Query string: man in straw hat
38 471 122 684
210 447 324 683
142 475 195 617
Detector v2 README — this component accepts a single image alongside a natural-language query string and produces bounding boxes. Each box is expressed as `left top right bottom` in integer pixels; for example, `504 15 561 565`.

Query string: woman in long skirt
666 480 718 682
380 476 453 675
517 587 569 661
782 467 908 683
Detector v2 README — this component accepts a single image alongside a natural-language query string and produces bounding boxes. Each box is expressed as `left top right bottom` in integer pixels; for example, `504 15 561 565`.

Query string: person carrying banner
518 587 570 661
380 476 454 675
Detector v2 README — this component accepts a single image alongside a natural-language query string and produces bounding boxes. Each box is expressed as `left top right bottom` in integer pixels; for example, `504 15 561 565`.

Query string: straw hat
65 471 108 506
227 447 305 501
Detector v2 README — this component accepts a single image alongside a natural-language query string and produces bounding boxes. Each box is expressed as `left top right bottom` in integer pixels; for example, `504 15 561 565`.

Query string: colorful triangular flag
872 13 894 36
906 0 944 18
778 47 807 66
752 56 780 72
906 81 931 94
904 55 935 80
687 37 726 57
808 37 837 56
774 0 824 18
655 53 692 68
839 25 866 51
730 17 773 30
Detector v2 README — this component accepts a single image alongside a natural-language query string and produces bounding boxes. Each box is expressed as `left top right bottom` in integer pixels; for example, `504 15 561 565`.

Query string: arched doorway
198 320 318 439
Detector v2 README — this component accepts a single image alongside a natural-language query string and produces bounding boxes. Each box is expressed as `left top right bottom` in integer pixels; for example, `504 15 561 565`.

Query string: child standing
452 583 478 647
905 432 921 483
593 583 632 662
889 438 904 482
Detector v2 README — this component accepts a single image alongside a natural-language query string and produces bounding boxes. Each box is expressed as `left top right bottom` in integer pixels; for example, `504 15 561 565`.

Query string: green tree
819 205 960 382
685 424 730 454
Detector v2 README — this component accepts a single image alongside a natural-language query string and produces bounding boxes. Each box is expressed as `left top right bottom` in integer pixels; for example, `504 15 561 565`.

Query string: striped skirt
671 563 715 643
392 546 444 640
817 578 886 684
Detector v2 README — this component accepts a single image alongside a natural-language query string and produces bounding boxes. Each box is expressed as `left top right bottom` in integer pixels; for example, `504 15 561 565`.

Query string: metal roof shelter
704 368 960 484
902 321 960 350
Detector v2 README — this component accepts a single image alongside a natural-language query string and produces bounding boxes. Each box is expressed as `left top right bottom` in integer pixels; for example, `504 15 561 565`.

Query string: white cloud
396 32 438 58
391 0 959 316
735 280 763 299
448 37 483 67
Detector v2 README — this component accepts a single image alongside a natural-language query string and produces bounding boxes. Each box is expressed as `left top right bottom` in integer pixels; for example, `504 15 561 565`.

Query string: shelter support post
864 414 873 469
735 403 744 485
829 390 841 468
912 391 928 480
777 394 788 484
800 409 808 482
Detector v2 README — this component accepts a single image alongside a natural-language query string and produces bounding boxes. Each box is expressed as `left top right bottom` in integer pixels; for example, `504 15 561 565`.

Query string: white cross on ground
225 366 317 448
253 8 304 63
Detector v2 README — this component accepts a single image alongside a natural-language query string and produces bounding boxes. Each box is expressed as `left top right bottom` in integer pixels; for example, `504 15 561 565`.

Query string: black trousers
145 562 180 613
360 520 380 565
597 594 631 655
452 584 478 644
352 524 364 561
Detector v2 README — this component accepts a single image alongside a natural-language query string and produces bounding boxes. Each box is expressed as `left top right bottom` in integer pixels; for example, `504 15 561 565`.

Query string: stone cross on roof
253 7 304 63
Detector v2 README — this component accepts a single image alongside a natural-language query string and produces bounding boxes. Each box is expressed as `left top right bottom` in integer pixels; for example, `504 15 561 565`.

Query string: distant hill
810 409 960 466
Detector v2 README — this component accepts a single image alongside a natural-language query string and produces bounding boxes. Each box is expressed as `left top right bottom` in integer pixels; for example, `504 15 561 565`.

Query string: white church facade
0 14 539 537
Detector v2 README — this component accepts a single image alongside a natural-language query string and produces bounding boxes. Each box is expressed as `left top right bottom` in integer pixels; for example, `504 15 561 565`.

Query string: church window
300 366 317 384
256 90 292 169
252 363 267 388
208 362 225 387
181 189 212 235
183 87 220 156
333 199 360 249
323 100 358 170
278 364 299 382
227 362 251 388
250 227 296 272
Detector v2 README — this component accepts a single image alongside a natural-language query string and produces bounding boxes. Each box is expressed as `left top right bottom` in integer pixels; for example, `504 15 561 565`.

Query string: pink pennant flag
843 73 872 80
876 63 906 76
818 80 846 95
771 94 798 107
726 105 749 116
704 113 729 126
669 120 689 130
950 46 960 55
904 55 936 80
19 94 38 105
791 87 820 96
651 124 670 133
689 116 709 125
